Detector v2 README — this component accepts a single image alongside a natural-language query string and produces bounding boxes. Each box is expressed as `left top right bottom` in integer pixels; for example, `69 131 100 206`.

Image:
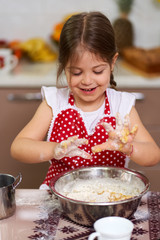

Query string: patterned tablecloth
27 190 160 240
0 190 159 240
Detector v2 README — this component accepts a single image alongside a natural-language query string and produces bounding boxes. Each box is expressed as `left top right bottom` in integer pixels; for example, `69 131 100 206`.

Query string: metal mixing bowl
50 166 149 226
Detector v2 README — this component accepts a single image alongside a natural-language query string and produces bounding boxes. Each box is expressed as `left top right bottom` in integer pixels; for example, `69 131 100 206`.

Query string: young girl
11 12 160 189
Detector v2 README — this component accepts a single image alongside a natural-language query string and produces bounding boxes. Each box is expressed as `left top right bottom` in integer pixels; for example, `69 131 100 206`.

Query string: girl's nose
81 74 93 85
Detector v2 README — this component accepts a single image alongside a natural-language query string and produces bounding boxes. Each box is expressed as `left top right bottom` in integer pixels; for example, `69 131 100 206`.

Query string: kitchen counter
1 60 160 89
0 61 58 88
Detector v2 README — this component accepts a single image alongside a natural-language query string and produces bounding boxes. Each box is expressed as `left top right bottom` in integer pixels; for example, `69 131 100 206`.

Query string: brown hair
57 11 117 88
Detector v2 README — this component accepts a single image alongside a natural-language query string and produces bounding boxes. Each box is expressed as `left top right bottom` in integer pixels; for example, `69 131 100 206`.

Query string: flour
60 177 145 202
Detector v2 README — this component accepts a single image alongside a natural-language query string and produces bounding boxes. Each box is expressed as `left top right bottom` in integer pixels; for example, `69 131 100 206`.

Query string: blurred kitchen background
0 0 160 189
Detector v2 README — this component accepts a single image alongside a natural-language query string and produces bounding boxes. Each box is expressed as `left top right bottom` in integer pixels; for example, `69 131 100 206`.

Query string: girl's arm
11 100 91 163
92 107 160 166
10 100 58 163
129 106 160 166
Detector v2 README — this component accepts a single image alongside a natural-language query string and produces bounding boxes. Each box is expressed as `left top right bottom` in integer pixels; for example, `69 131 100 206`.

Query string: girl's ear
111 52 119 71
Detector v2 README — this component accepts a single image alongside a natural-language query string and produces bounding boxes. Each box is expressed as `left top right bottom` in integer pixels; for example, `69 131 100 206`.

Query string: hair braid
110 72 117 90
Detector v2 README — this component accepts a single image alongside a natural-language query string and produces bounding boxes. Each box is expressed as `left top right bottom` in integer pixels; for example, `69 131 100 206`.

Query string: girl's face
65 47 118 111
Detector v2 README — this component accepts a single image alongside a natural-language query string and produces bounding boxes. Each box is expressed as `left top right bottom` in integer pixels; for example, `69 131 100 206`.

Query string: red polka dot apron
43 92 125 186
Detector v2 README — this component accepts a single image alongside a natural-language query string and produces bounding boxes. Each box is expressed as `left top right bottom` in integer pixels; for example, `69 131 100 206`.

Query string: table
0 189 160 240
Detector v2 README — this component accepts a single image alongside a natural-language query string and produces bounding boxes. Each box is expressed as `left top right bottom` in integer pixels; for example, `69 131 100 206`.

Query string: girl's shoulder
107 88 136 117
41 86 70 109
107 88 136 101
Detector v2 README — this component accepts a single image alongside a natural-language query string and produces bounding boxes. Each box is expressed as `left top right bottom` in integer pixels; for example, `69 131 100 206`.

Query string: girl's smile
65 47 117 112
79 87 97 94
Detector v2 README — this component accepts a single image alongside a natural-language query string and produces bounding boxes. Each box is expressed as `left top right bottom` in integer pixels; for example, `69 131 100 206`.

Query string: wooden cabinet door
120 88 160 147
0 88 49 188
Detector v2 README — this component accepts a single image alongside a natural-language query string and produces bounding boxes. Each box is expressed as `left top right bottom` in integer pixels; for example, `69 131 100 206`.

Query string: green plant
116 0 134 14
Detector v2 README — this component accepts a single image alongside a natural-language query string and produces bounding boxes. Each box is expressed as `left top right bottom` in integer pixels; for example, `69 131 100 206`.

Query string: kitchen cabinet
120 88 160 191
0 88 49 189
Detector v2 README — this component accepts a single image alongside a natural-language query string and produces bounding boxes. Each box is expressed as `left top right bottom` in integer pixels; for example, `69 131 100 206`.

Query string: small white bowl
88 216 134 240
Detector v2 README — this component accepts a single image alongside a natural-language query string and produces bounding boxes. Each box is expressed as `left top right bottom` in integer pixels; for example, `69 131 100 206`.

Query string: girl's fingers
91 143 106 153
91 114 138 156
54 146 65 159
66 148 92 159
74 138 88 146
116 113 123 130
101 122 114 132
121 125 138 144
60 136 88 149
92 141 133 157
92 141 119 153
61 136 78 148
55 136 91 159
124 114 130 128
108 131 119 140
130 124 138 136
101 122 118 140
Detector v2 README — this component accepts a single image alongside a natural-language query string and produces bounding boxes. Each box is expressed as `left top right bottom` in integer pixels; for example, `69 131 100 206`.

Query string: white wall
0 0 160 49
130 0 160 48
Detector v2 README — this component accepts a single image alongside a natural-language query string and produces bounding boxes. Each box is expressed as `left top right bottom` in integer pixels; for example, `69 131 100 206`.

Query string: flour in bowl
60 177 145 202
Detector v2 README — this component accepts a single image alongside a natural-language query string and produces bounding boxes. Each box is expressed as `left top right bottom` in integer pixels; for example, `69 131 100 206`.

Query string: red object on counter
0 56 4 68
0 39 8 48
8 40 22 59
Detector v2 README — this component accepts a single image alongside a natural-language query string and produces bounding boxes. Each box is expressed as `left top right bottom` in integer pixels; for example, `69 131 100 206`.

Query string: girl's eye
72 72 82 76
94 70 103 74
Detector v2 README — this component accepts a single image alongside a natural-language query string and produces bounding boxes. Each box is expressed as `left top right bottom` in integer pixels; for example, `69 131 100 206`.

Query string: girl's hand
54 136 91 160
92 113 138 156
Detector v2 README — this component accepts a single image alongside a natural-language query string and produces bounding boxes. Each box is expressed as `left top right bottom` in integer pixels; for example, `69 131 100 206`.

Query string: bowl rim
49 166 150 205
